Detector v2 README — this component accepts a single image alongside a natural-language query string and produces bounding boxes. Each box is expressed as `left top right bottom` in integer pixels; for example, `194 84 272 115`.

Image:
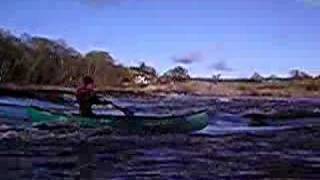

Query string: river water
0 96 319 179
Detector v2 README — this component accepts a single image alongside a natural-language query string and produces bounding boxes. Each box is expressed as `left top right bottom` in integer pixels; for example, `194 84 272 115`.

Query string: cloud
297 0 320 6
172 52 204 65
210 60 233 72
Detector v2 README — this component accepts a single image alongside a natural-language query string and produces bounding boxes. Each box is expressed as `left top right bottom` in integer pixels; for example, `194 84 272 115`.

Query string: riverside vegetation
0 28 319 98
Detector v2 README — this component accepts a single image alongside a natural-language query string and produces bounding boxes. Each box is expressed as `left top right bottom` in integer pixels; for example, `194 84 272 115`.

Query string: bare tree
212 74 221 84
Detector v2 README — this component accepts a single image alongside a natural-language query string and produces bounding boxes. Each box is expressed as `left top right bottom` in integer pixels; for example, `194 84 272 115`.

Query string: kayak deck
27 107 209 133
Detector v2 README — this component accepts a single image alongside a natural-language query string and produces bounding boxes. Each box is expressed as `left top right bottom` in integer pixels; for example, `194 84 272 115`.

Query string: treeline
0 29 193 87
0 29 132 87
3 28 317 88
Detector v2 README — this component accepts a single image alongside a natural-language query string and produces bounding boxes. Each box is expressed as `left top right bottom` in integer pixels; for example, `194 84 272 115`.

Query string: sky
0 0 319 78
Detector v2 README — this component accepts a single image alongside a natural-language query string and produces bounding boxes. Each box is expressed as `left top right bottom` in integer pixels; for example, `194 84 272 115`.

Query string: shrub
237 85 250 91
304 81 319 91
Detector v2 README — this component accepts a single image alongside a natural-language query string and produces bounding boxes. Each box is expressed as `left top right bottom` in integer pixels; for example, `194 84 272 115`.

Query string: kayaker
76 76 134 117
76 76 100 117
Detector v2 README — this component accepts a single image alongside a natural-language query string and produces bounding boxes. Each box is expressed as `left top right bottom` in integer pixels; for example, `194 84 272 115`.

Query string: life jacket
76 83 95 101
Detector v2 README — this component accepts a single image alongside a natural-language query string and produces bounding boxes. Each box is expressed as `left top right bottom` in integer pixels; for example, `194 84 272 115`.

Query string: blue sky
0 0 319 77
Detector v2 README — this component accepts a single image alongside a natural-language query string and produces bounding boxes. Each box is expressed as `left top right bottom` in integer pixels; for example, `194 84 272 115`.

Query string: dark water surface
0 96 319 179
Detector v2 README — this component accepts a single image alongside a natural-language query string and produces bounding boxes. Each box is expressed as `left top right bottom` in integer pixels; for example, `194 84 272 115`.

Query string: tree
84 51 114 75
83 51 132 87
0 31 31 83
162 66 190 81
268 74 278 79
212 74 221 84
250 72 264 82
85 51 114 64
289 69 312 79
0 28 132 87
138 62 157 76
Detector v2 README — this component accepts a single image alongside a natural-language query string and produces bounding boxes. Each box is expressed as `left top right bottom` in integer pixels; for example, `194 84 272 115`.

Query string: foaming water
201 113 320 136
0 96 70 110
0 97 320 179
0 96 319 135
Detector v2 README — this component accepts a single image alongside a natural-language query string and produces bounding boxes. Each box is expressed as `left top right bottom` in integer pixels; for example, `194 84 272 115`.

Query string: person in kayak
76 76 100 117
76 76 134 117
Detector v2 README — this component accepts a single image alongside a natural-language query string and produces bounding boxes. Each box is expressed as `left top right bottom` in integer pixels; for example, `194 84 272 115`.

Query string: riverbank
1 83 320 120
1 87 320 122
1 79 320 98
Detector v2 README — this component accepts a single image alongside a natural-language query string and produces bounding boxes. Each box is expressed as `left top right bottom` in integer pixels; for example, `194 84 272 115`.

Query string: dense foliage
161 66 190 81
0 29 131 87
0 29 196 87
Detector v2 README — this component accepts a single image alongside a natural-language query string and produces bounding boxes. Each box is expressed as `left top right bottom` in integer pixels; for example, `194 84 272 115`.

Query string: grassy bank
1 79 319 98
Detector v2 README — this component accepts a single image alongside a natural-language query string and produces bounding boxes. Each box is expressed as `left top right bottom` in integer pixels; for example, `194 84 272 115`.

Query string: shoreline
1 83 320 100
1 83 320 120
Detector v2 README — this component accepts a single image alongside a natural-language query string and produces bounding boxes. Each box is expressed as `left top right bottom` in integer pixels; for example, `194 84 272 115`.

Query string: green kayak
27 107 209 133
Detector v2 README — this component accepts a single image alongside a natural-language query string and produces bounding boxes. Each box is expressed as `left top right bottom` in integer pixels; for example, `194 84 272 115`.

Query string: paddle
96 95 134 116
69 89 134 116
106 101 134 116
